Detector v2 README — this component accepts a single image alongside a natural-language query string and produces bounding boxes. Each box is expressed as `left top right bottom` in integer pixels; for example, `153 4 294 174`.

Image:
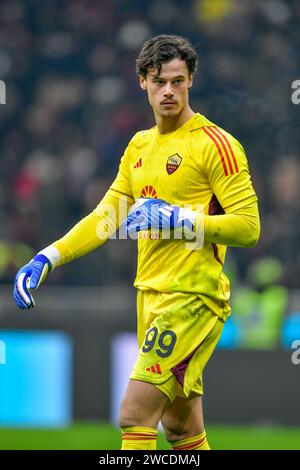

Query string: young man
13 35 260 450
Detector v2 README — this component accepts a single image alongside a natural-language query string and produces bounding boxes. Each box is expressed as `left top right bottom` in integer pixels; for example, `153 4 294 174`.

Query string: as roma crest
166 154 182 175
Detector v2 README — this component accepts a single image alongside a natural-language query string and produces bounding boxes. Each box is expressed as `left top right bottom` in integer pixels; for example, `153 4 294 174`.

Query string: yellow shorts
130 290 224 402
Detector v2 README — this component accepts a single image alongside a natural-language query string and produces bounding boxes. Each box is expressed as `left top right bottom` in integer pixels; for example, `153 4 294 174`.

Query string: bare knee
161 395 204 442
162 415 190 442
119 380 170 429
119 400 145 428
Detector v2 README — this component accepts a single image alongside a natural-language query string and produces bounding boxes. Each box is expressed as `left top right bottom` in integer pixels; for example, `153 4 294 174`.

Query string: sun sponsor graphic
141 184 157 198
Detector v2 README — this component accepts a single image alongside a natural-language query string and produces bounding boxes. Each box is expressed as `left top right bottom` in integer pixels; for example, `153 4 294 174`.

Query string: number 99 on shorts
142 327 177 358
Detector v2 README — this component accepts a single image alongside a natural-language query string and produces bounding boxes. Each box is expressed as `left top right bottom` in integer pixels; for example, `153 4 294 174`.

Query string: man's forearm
53 211 105 265
203 201 260 247
52 190 131 265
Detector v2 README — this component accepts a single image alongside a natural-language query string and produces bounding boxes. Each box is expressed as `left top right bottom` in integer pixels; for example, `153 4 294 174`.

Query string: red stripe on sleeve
214 127 239 173
208 127 234 174
202 127 228 176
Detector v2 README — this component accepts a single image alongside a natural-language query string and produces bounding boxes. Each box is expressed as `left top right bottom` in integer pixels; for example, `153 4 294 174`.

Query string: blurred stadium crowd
0 0 299 301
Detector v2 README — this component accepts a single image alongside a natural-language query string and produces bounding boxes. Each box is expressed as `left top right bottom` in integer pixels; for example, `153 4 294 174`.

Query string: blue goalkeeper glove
13 246 60 309
126 197 196 235
13 254 52 309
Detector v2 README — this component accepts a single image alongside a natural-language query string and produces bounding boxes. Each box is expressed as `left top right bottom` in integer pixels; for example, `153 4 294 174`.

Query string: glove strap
33 254 53 272
37 245 61 269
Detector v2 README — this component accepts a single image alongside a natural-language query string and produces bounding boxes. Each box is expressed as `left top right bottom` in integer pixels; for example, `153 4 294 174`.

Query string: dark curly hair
136 34 197 78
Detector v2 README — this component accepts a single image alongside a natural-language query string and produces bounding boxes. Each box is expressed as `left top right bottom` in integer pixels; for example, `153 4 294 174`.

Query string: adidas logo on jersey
146 363 162 375
134 158 142 168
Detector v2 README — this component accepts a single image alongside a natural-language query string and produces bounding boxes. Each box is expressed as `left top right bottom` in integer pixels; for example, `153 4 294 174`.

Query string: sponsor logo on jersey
146 363 162 374
166 153 182 174
141 185 157 198
138 231 160 240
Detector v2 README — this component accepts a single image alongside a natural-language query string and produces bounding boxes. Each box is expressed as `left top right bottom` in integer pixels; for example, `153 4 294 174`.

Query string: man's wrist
195 211 204 235
37 245 61 270
177 207 196 230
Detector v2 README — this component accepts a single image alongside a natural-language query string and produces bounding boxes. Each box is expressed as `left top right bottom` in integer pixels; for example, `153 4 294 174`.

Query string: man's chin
159 108 178 118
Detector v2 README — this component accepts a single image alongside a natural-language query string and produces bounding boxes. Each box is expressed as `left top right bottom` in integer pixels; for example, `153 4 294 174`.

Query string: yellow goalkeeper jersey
54 112 258 320
108 112 257 319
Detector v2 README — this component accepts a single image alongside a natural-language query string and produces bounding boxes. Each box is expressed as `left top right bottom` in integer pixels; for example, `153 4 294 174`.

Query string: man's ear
188 75 193 88
139 75 147 90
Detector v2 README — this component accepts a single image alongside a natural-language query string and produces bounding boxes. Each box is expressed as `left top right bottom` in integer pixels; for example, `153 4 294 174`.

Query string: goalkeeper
13 35 260 450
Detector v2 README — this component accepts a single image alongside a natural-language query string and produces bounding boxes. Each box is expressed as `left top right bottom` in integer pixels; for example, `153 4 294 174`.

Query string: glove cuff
37 245 61 270
178 208 196 231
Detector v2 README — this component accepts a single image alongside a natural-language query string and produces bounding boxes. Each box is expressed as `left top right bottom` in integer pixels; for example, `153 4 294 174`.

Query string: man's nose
163 82 174 96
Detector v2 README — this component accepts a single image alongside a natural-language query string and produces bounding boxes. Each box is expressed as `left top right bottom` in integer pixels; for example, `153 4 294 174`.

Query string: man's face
139 58 193 118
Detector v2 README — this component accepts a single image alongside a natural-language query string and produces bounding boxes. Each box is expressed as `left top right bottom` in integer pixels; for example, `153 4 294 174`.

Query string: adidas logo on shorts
146 363 162 375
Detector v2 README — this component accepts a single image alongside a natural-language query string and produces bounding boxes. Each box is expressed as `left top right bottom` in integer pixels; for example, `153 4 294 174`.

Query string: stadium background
0 0 300 450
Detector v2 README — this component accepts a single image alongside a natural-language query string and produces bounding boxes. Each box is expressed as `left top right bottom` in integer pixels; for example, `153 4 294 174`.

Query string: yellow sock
121 426 158 450
171 430 210 450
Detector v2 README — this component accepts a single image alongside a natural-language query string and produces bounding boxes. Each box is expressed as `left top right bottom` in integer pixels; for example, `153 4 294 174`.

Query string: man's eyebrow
150 74 186 79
